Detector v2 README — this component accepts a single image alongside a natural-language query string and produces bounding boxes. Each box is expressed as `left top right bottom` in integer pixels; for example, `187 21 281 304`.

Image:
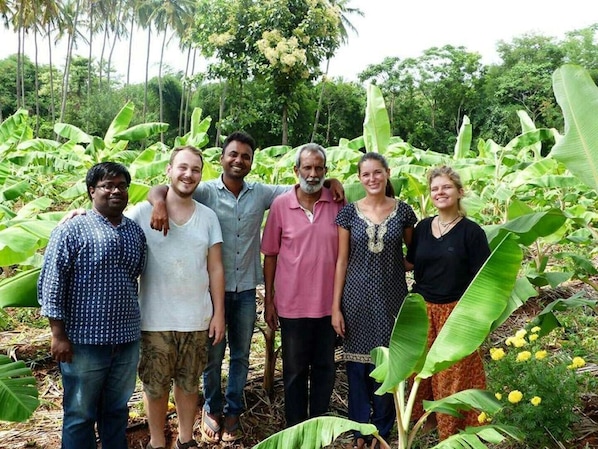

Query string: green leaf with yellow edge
251 416 378 449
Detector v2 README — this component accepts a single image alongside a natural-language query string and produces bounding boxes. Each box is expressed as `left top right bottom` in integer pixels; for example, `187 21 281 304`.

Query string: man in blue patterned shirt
38 162 146 449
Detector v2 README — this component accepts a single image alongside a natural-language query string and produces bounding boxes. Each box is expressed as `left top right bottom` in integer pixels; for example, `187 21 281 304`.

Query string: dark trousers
279 316 336 427
346 361 396 441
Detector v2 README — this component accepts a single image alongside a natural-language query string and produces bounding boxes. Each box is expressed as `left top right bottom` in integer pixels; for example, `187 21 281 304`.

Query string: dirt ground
2 284 598 449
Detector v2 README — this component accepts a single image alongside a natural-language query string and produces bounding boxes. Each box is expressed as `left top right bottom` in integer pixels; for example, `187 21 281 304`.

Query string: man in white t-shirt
127 146 225 449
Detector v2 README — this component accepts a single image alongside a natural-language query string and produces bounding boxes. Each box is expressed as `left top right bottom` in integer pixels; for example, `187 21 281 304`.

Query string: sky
0 0 595 85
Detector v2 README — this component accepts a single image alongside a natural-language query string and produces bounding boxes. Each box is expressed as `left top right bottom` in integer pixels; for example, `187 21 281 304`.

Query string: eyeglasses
95 183 129 192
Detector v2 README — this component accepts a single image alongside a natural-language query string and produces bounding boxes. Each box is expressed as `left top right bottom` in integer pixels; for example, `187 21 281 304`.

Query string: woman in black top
406 165 490 440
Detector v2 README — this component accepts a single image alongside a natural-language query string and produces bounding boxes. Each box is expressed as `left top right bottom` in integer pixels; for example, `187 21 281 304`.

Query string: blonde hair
427 165 466 216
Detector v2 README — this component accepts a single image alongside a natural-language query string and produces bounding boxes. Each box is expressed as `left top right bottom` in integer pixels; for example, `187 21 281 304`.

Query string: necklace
438 215 460 228
437 215 461 240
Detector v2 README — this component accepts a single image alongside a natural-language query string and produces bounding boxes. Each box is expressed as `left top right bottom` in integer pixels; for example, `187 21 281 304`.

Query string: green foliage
486 326 586 447
0 355 39 422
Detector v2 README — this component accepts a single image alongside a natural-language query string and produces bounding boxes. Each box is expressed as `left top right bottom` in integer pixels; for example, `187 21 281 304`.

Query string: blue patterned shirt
193 176 289 292
38 210 146 345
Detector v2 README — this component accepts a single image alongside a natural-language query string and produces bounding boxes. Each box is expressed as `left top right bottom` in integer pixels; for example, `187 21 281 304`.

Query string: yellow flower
531 326 541 333
167 401 176 412
129 411 139 419
513 337 527 348
505 336 514 346
515 329 527 338
477 411 492 424
508 390 523 404
516 351 532 362
567 356 586 369
535 350 548 360
529 334 538 342
531 396 542 406
490 347 506 361
495 392 502 400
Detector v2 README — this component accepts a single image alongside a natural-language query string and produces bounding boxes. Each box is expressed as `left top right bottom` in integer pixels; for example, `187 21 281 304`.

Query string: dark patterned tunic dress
335 200 417 363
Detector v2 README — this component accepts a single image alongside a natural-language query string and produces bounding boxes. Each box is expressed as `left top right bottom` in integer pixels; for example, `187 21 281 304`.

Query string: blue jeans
203 289 256 417
346 361 395 441
59 340 140 449
279 316 336 427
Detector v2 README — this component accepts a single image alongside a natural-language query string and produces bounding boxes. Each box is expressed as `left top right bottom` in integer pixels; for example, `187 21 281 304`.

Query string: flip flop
221 415 242 443
200 409 221 444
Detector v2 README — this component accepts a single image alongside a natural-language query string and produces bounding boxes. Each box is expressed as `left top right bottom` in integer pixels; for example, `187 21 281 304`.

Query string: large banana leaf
252 416 378 449
0 268 40 308
103 101 135 146
372 293 428 394
551 64 598 192
420 233 522 378
0 355 39 422
363 84 390 154
453 115 472 159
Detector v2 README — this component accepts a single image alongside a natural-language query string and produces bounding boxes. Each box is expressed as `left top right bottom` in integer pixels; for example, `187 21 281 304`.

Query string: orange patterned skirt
411 301 486 440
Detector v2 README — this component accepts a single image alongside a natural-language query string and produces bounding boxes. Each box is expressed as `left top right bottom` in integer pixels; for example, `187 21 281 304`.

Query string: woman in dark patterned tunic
332 153 417 449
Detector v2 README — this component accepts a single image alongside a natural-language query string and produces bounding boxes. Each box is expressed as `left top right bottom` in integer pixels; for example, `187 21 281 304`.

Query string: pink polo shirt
261 186 344 319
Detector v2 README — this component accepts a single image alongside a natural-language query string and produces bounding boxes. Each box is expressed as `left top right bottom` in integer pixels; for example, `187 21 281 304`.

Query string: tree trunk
311 58 330 143
126 15 134 88
34 29 40 136
60 0 81 124
143 26 151 122
183 49 197 135
47 23 56 123
281 103 289 145
215 81 227 146
158 28 167 143
179 45 191 135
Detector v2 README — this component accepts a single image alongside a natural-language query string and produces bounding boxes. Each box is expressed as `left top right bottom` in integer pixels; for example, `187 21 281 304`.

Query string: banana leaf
252 416 378 449
0 268 40 308
363 84 390 154
551 64 598 193
0 355 39 422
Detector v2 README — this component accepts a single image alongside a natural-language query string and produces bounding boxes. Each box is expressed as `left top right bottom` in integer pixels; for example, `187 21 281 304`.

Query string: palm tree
149 0 196 141
59 0 83 123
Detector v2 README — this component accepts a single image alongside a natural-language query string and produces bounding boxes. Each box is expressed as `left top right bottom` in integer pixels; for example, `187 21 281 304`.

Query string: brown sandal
200 409 221 443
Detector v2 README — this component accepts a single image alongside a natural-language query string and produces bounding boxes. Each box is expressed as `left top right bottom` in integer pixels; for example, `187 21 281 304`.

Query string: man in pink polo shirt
261 143 345 427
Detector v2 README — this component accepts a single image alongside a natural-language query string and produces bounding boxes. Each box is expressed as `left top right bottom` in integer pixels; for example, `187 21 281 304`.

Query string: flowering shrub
485 326 587 447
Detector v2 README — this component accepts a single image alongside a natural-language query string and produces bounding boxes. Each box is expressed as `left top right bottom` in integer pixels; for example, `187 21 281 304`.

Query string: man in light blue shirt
149 131 343 443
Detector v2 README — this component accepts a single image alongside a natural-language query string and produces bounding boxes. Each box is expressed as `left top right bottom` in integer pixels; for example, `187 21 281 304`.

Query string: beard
299 175 325 194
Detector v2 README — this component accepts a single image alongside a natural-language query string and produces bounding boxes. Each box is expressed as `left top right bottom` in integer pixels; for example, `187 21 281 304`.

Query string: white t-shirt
127 201 223 331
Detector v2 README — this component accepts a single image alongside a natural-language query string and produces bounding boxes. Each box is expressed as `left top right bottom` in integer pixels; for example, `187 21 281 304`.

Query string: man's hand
51 334 73 363
265 300 279 331
326 178 345 202
58 208 86 225
150 200 170 236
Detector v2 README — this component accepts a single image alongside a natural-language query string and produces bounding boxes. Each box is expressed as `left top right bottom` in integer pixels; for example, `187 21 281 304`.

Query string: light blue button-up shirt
193 176 289 292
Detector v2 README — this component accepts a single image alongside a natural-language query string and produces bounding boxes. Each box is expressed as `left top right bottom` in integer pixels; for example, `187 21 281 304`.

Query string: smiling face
89 174 129 221
220 140 253 181
167 148 203 198
358 158 390 196
430 174 463 212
